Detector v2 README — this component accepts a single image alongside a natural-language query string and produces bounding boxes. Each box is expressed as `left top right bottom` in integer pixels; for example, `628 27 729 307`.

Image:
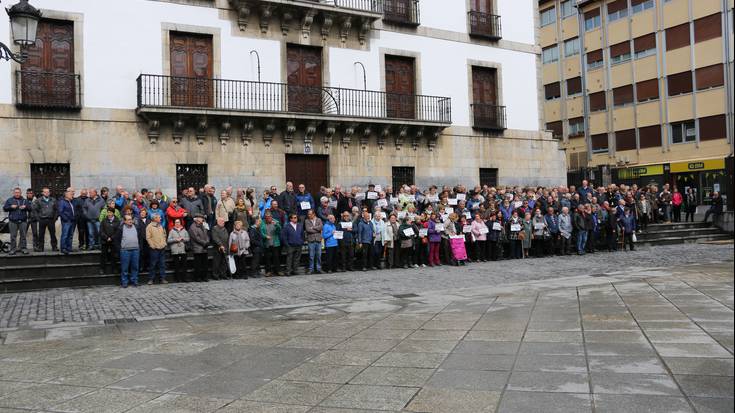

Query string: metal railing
334 0 383 13
15 71 81 110
468 11 502 40
383 0 420 25
471 103 506 130
137 74 451 124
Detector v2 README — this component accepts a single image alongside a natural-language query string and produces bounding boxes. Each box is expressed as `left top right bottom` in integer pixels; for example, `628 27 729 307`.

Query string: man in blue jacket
356 211 374 271
281 213 304 276
57 188 77 255
3 188 31 255
295 184 315 222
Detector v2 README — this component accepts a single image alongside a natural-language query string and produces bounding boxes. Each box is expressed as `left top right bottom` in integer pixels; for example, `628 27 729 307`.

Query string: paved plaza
0 243 732 412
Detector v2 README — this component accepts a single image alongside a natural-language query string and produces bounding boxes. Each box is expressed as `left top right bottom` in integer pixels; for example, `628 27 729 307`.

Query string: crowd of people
2 179 726 288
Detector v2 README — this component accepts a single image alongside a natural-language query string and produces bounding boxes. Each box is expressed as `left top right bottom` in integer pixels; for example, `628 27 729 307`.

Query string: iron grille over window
176 164 208 198
392 166 415 191
479 168 498 187
383 0 420 26
16 71 82 110
468 11 501 40
30 163 71 199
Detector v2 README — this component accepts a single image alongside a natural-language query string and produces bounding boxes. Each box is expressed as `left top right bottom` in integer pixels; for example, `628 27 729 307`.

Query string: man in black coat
99 208 121 274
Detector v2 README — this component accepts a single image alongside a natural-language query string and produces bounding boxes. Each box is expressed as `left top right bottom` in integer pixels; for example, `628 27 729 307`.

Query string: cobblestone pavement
0 260 731 412
0 243 733 330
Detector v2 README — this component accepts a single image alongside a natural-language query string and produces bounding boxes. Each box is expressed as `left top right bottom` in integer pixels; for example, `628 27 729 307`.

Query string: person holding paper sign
544 207 560 256
356 211 375 271
322 215 339 273
471 213 488 262
427 212 443 266
521 212 533 259
338 211 355 271
532 208 548 258
382 214 399 269
486 213 503 261
507 211 523 259
458 215 472 265
414 215 428 267
295 184 314 221
398 217 416 268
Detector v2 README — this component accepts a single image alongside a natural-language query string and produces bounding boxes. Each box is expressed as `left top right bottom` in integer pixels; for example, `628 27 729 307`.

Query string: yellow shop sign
670 159 725 173
617 164 664 179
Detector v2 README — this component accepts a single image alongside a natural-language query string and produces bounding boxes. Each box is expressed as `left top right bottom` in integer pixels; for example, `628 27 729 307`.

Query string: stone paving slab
0 260 731 412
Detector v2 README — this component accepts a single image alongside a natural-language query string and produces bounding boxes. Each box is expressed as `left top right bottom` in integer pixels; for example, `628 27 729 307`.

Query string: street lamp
0 0 42 63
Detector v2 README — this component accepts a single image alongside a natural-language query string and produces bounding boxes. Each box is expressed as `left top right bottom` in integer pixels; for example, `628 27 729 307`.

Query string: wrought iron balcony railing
15 71 82 110
383 0 420 26
334 0 384 13
468 11 502 40
471 103 506 131
137 74 451 124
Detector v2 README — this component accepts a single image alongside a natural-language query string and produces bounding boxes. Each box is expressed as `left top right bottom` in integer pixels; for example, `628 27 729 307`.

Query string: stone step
635 233 733 248
645 222 713 231
637 227 722 241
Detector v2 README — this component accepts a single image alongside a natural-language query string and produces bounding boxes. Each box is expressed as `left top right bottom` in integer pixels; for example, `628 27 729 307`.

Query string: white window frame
610 52 632 65
564 37 580 57
586 59 604 70
541 7 557 27
585 15 601 31
632 0 654 14
542 45 560 64
561 1 576 18
670 121 696 144
634 47 656 59
607 7 629 23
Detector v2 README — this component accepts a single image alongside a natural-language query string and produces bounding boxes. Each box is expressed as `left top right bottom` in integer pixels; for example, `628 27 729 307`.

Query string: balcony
15 71 81 110
383 0 420 26
228 0 384 44
471 103 506 131
137 74 451 149
468 11 501 40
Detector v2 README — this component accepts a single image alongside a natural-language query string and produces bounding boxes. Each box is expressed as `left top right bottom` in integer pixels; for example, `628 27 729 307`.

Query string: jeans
308 242 322 272
120 249 140 286
87 221 100 248
576 230 588 254
703 208 721 223
38 218 58 251
60 221 75 253
149 248 166 282
661 204 671 222
8 221 28 252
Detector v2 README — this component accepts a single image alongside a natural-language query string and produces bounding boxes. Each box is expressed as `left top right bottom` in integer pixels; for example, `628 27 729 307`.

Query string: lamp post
0 0 42 63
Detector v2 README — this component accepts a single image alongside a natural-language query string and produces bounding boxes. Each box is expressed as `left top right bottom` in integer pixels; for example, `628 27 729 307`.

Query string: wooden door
20 19 75 107
472 66 498 126
385 55 415 119
170 32 213 107
287 45 323 113
385 0 411 22
471 0 493 13
285 155 329 197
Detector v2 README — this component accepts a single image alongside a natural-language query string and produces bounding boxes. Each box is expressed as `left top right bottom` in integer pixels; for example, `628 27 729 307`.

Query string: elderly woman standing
216 190 236 231
229 220 251 279
167 218 189 282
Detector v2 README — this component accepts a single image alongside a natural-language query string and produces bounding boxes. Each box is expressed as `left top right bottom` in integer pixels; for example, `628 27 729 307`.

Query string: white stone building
0 0 566 198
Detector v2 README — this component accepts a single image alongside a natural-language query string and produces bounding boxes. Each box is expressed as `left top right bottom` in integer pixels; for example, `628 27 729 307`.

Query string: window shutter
631 0 649 5
545 82 561 99
585 8 600 19
615 129 636 151
613 85 634 106
636 78 659 101
586 49 603 64
547 121 563 138
610 42 630 58
607 0 627 14
694 14 721 43
591 133 608 151
638 125 661 148
699 114 726 141
695 64 724 90
589 91 606 111
634 33 656 52
666 23 690 51
667 71 693 96
566 77 582 95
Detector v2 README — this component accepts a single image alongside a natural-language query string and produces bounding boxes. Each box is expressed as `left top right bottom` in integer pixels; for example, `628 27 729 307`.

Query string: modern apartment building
540 0 734 205
0 0 566 199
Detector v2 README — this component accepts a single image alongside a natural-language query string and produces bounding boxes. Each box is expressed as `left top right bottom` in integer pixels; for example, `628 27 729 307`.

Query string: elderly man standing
58 188 76 255
84 189 105 250
304 209 323 274
3 187 31 255
146 213 168 285
33 187 58 252
116 215 140 288
189 213 210 282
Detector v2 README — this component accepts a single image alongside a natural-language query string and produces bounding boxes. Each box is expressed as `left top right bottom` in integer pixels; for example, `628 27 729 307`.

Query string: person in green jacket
99 199 121 222
260 213 283 276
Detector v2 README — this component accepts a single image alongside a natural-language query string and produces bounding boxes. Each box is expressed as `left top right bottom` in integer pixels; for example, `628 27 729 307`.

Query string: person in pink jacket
470 213 488 262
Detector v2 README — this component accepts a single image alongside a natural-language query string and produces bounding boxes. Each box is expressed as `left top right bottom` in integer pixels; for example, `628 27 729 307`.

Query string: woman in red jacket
671 187 684 223
165 198 187 232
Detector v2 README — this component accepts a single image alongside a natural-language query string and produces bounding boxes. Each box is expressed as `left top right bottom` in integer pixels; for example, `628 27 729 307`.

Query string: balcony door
472 66 499 127
385 55 415 119
287 45 323 113
385 0 412 22
471 0 493 13
169 32 213 108
20 19 75 107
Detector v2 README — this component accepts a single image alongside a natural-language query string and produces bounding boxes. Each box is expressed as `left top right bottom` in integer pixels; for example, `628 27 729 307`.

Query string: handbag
228 255 237 274
632 233 637 243
230 243 239 254
518 231 526 241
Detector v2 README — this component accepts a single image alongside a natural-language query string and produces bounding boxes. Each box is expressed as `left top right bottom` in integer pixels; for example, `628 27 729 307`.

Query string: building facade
0 0 566 199
540 0 734 205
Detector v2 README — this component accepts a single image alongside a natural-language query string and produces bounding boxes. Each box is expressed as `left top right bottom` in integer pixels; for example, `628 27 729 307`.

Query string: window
631 0 654 14
591 133 608 153
479 168 499 187
561 1 575 18
613 85 634 106
607 0 628 23
634 33 657 59
30 163 71 199
610 41 632 64
639 125 662 148
545 82 561 100
567 77 582 96
586 49 604 70
568 117 585 136
695 64 724 90
564 37 580 57
541 7 557 27
170 32 214 108
385 55 416 119
542 45 559 64
616 129 637 151
176 164 208 197
699 114 726 141
547 121 563 139
670 120 696 144
694 14 722 43
589 91 607 111
666 23 690 51
636 78 659 102
392 166 415 190
667 71 693 96
584 9 601 31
